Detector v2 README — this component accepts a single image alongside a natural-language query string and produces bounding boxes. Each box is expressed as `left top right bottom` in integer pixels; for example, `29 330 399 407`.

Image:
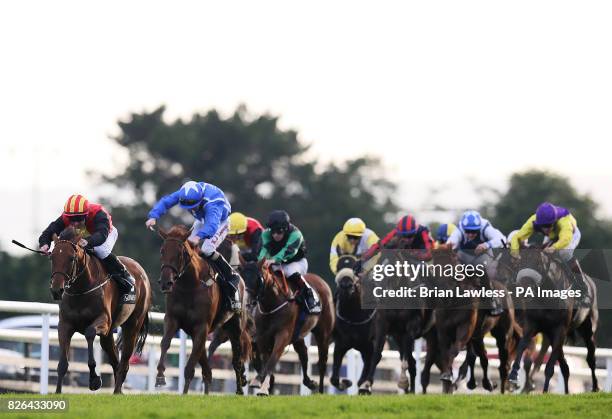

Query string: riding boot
206 251 241 313
569 258 592 307
288 273 321 314
101 253 135 304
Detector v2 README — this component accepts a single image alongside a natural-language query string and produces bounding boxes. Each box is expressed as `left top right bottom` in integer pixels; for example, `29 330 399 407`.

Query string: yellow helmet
342 217 366 237
228 212 248 235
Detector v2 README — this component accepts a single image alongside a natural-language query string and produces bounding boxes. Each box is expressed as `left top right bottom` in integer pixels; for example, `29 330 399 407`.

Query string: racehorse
360 252 433 395
455 277 521 393
507 250 576 393
247 260 334 395
49 227 152 394
421 247 479 394
330 255 376 392
155 225 251 394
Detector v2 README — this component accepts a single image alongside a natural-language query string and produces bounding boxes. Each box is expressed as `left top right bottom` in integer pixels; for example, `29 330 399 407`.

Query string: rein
336 300 376 325
161 238 194 280
255 264 293 315
51 240 109 297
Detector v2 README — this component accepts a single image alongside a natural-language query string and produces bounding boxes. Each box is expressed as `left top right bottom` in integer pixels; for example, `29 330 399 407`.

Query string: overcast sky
1 1 611 254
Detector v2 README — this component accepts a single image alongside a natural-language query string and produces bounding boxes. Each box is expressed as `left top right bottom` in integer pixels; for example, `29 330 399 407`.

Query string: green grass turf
0 393 609 419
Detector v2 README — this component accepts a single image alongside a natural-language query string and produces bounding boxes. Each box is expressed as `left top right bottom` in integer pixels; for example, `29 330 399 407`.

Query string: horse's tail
134 313 150 355
239 322 253 363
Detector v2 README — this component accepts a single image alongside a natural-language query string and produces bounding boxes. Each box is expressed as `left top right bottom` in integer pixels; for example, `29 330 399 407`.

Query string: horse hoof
467 380 477 390
155 376 166 387
397 378 409 391
303 378 317 391
89 376 102 391
235 389 244 396
339 379 352 391
358 388 372 395
256 389 269 397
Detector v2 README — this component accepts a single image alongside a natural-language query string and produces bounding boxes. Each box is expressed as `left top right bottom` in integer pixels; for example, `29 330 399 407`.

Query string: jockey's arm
247 229 263 261
552 215 574 249
257 231 272 261
148 191 181 220
484 225 506 249
446 227 462 251
411 229 433 261
361 229 396 262
197 203 223 240
270 229 303 263
329 232 344 274
511 215 536 253
38 216 65 247
85 212 111 249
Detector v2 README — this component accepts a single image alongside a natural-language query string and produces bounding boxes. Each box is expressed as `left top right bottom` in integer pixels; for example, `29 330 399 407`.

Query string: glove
145 218 157 230
39 244 50 254
353 259 363 274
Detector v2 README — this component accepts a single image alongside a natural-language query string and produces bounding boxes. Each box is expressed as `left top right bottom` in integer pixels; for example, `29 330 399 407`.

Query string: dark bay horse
421 247 479 394
155 225 251 394
360 252 433 395
507 250 575 393
247 260 334 395
49 227 151 394
456 278 521 393
330 255 376 392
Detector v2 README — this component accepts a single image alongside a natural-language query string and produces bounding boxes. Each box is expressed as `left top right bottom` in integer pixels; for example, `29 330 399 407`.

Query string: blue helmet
436 223 457 243
178 181 205 210
460 210 482 232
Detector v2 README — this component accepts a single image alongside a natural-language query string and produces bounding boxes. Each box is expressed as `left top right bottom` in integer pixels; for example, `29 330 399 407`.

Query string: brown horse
49 227 151 394
154 225 251 394
421 247 479 394
247 261 334 395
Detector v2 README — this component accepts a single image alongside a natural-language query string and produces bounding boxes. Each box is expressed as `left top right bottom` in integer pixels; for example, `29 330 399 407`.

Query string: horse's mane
167 224 191 237
59 226 81 241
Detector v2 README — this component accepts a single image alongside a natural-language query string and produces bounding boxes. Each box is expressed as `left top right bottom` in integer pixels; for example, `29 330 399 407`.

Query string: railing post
415 337 422 394
147 343 156 391
605 357 612 392
178 330 187 393
40 313 50 395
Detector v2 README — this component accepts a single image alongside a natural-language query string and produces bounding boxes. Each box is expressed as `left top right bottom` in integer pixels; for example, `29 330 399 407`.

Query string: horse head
259 259 290 298
335 267 361 299
49 226 88 300
158 225 195 293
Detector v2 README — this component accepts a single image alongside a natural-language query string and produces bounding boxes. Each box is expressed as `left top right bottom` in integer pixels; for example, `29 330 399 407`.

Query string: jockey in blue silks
146 181 241 312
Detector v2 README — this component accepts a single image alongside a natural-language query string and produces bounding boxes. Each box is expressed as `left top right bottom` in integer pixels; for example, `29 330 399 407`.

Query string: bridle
160 238 193 281
255 263 293 315
50 240 89 289
50 240 109 296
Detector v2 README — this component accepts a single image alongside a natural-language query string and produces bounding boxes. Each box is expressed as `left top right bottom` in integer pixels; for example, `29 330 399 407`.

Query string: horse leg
183 323 209 394
330 342 350 390
358 346 374 389
542 327 566 393
314 332 330 394
400 335 416 394
225 317 246 395
521 338 536 393
114 317 143 394
198 350 213 395
293 338 317 391
472 336 494 391
491 326 508 394
84 314 111 392
156 316 178 387
55 323 75 394
509 324 535 387
252 331 291 394
578 318 599 392
99 334 119 389
558 350 570 394
208 328 228 359
361 324 386 394
462 344 477 390
420 332 437 394
528 334 548 390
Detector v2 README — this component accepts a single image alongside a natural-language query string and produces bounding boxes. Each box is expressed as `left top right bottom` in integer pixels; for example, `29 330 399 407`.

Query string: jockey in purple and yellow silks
511 202 590 306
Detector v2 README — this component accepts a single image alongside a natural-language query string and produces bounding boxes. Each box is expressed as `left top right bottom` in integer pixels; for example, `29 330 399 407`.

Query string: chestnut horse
49 227 151 394
247 261 334 395
155 225 251 394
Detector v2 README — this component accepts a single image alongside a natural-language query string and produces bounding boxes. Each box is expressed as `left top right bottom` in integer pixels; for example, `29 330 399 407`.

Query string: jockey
145 181 241 312
447 210 506 316
357 215 433 272
258 210 320 314
228 212 264 263
38 194 135 303
511 202 589 304
329 218 379 275
435 223 457 248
